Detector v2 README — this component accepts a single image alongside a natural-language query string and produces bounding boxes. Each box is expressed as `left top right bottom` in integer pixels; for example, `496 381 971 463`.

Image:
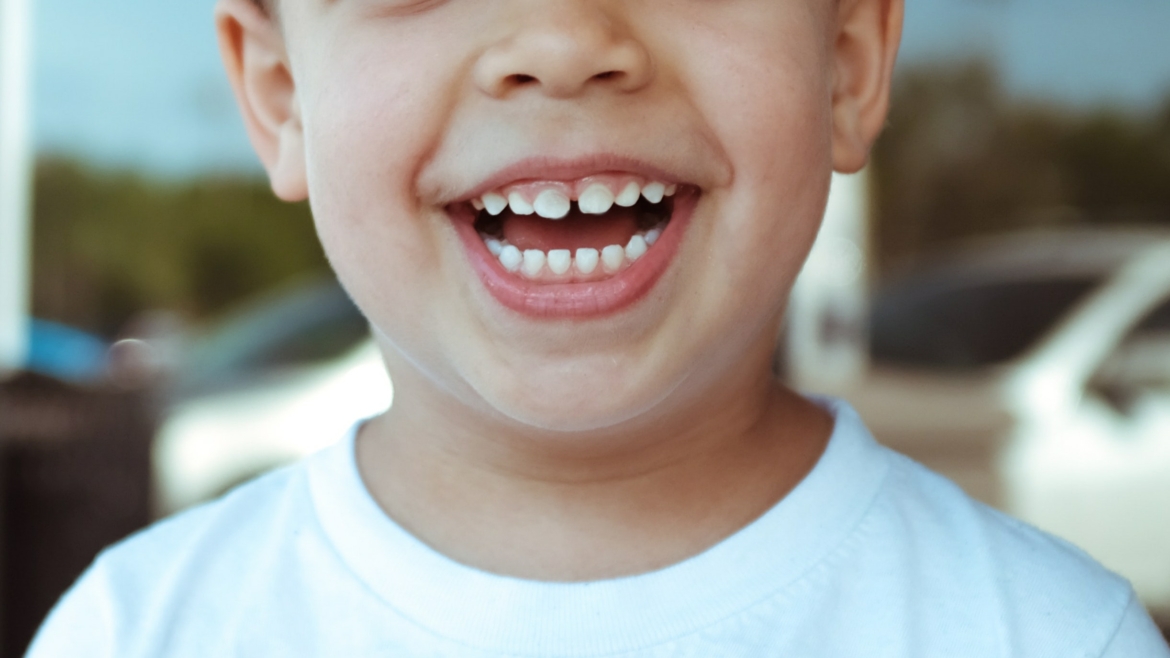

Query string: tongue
503 207 638 252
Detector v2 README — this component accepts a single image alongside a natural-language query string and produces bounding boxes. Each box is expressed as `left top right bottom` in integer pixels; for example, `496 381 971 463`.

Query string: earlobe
831 96 867 173
215 0 308 201
830 0 904 174
270 119 308 201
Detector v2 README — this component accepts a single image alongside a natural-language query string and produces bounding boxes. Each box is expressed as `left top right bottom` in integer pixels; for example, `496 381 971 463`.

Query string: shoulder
867 447 1145 655
27 458 320 657
104 457 313 584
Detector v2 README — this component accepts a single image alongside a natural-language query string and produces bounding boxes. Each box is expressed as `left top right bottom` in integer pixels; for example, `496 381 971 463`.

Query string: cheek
301 44 435 223
297 37 461 325
683 18 835 297
293 33 511 414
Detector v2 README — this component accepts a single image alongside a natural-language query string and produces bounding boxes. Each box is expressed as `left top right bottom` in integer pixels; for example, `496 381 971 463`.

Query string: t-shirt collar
307 397 890 656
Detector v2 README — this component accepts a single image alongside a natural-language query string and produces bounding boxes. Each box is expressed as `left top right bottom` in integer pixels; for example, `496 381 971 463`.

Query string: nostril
476 33 653 99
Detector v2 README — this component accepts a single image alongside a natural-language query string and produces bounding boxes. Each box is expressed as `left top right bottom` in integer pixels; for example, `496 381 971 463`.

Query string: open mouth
450 174 697 317
471 178 678 281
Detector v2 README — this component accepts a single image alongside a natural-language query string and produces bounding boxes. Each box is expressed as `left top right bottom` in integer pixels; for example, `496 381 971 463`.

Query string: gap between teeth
478 180 677 219
483 226 664 279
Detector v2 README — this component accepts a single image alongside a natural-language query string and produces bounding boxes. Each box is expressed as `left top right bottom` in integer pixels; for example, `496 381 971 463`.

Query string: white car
153 279 390 516
842 228 1170 616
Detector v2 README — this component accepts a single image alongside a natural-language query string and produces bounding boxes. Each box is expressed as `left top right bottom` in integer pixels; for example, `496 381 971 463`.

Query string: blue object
26 319 109 383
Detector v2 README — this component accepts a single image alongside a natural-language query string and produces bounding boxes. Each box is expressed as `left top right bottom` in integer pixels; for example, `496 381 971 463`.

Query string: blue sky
31 0 1170 176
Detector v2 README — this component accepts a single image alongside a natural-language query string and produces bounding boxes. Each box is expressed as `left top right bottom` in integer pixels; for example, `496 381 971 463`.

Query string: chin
472 360 679 434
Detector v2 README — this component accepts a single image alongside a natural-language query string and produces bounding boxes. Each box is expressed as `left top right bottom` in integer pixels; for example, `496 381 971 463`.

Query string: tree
872 61 1170 272
32 160 328 335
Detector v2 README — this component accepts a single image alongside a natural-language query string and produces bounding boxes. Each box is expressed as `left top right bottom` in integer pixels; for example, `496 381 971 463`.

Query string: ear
215 0 308 201
830 0 904 173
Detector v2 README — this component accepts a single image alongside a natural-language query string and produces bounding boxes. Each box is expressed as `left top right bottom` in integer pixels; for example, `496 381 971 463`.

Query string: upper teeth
578 184 615 215
614 182 642 208
533 190 571 219
641 182 666 204
507 192 534 215
483 192 508 216
472 179 676 220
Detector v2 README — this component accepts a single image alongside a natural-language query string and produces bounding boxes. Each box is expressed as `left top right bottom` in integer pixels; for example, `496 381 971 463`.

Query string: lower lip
452 191 697 319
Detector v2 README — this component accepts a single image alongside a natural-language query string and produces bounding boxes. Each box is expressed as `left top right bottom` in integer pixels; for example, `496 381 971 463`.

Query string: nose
474 1 654 99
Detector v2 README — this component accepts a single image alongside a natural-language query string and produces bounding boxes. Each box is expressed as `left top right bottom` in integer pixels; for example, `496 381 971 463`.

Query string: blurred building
786 171 871 393
0 0 33 375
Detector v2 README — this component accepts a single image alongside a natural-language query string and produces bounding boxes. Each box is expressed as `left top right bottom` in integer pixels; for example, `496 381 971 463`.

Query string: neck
357 339 832 581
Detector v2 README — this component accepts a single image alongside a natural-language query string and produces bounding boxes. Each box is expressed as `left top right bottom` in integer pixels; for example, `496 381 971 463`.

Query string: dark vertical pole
0 0 36 640
0 374 155 657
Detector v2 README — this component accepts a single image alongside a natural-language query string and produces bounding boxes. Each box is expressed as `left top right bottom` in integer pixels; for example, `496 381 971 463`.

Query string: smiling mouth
448 170 698 318
464 176 682 282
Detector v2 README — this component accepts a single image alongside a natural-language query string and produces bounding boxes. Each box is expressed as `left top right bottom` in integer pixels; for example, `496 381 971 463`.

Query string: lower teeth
481 222 667 280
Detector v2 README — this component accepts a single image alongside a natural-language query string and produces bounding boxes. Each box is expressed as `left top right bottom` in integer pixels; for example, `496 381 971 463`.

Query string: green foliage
872 61 1170 272
32 160 329 336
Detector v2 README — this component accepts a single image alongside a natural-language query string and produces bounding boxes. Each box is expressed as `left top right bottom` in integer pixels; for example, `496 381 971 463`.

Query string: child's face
220 0 899 432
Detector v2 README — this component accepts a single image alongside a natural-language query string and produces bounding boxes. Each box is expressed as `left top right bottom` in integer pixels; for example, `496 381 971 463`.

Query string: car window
1092 296 1170 405
1135 297 1170 333
176 280 370 397
870 275 1099 370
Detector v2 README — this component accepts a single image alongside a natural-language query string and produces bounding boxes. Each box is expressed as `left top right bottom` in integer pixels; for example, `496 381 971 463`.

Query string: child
27 0 1170 655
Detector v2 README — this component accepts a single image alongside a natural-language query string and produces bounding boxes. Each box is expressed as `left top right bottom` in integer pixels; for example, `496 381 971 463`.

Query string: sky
28 0 1170 177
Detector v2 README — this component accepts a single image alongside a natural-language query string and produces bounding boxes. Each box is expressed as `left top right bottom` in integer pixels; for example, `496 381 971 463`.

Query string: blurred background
1 0 1169 654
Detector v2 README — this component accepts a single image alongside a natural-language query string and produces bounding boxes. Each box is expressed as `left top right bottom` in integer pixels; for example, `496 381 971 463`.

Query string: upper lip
453 154 691 205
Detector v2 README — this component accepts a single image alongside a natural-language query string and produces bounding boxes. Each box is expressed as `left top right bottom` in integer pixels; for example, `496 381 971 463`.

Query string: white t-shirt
27 400 1170 657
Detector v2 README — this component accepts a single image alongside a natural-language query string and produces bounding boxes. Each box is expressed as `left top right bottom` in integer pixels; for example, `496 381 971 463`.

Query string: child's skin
215 0 902 581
